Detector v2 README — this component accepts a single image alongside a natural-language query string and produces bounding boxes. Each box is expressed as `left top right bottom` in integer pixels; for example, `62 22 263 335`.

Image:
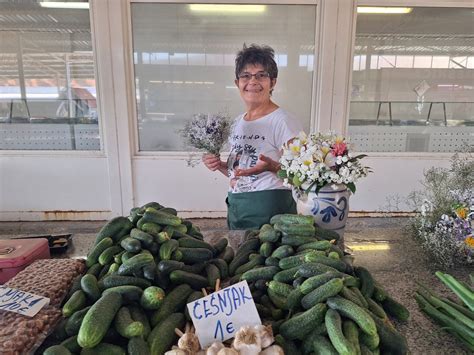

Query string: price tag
0 286 50 317
187 280 261 348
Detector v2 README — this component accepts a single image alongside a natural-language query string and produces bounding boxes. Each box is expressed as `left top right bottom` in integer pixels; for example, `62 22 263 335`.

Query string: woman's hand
234 154 280 177
202 153 227 175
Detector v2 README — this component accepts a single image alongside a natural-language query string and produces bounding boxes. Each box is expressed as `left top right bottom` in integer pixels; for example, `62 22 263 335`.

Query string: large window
348 7 474 153
0 0 100 150
131 3 317 151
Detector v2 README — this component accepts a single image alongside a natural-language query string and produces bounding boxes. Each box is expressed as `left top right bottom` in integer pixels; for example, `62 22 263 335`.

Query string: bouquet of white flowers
180 113 232 163
278 131 370 193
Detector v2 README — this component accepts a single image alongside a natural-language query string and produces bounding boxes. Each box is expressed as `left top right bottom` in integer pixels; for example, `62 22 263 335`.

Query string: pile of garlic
165 323 284 355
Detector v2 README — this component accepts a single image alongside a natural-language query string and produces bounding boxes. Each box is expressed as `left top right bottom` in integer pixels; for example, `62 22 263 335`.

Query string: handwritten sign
187 280 261 348
0 286 49 317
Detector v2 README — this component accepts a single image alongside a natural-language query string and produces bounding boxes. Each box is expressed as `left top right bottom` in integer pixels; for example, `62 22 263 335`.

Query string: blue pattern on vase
311 196 348 224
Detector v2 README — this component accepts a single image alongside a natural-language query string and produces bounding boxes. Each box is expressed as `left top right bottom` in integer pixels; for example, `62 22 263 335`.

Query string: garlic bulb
233 325 262 355
254 324 274 348
206 342 225 355
176 324 201 354
259 345 284 355
217 348 239 355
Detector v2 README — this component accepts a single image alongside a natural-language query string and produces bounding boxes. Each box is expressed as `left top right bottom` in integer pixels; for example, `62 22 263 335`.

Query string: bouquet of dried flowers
408 149 474 268
180 113 232 166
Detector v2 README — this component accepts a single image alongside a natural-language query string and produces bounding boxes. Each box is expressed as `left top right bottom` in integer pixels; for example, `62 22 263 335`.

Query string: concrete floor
0 217 472 354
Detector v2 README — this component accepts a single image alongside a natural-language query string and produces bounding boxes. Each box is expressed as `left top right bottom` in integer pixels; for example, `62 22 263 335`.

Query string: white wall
1 0 472 220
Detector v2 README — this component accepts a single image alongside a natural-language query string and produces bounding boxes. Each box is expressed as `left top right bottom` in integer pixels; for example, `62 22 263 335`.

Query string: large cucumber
279 303 327 339
150 284 193 326
325 309 356 355
326 296 377 336
77 292 122 348
148 313 185 355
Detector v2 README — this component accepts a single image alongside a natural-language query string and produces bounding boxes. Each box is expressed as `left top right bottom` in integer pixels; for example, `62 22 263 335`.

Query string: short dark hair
235 44 278 80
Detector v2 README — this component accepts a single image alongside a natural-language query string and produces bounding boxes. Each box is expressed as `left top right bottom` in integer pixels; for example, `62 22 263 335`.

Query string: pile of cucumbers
230 214 410 355
44 202 233 355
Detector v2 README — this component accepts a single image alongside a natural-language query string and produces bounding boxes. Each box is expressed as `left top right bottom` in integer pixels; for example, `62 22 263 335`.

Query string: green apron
226 189 296 230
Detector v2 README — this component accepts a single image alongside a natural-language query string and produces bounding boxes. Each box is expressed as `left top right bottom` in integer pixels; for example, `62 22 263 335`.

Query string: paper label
0 286 50 317
187 280 261 348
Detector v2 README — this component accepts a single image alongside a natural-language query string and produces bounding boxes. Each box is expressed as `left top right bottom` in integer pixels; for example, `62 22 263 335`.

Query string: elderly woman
203 44 303 229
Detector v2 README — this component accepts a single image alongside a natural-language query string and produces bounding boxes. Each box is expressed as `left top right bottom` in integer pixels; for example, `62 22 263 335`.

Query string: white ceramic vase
292 183 350 238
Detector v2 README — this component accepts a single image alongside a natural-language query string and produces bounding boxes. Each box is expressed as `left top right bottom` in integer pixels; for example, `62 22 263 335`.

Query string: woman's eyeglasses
237 72 270 82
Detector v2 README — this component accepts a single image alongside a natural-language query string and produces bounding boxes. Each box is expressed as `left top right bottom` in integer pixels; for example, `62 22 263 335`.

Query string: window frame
127 0 321 158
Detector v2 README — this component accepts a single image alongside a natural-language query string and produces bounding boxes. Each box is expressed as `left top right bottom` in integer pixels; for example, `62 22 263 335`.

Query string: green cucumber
343 320 361 355
355 266 375 298
279 254 307 270
140 286 166 310
178 237 215 252
273 266 300 283
159 239 179 260
311 334 338 355
287 287 304 311
276 214 314 225
87 237 114 267
296 262 341 278
120 237 142 253
279 303 327 339
128 337 150 355
219 246 235 263
300 271 342 295
268 280 293 297
326 296 377 336
271 245 294 259
60 335 81 353
381 296 409 321
234 255 265 275
179 247 213 264
114 306 145 338
157 260 185 274
77 292 122 348
65 306 91 336
281 235 318 247
143 209 181 226
80 274 101 301
150 284 193 326
301 278 344 309
259 241 274 257
129 304 151 340
131 228 154 248
259 224 280 242
265 257 280 267
315 226 340 241
94 216 133 245
140 222 162 237
297 240 332 252
102 285 143 303
241 266 280 282
148 313 185 355
43 345 72 355
63 290 87 317
170 270 209 289
99 246 123 266
325 309 356 355
213 238 228 255
205 263 221 289
117 252 154 276
275 222 315 237
210 258 229 279
99 275 151 290
303 254 348 272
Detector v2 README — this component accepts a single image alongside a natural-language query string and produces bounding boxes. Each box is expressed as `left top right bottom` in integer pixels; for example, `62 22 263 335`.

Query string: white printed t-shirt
227 108 303 193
